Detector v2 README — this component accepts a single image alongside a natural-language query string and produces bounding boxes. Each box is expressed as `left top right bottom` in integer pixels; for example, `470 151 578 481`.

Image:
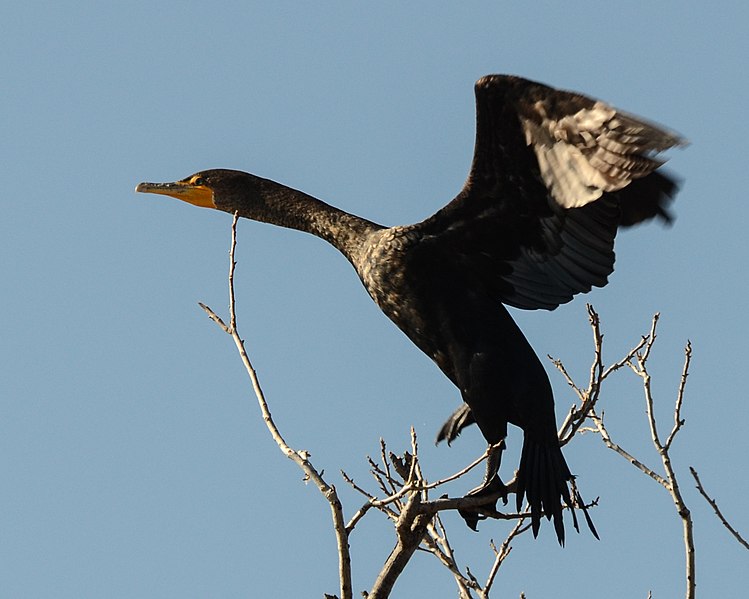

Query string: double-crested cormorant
137 75 683 544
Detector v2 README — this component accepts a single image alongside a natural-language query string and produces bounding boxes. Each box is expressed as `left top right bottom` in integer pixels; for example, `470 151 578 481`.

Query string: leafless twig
552 307 696 599
690 467 749 550
200 214 353 599
350 433 534 599
205 216 708 598
556 304 650 445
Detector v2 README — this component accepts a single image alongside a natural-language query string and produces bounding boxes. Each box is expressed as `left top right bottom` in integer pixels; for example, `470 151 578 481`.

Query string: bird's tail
515 436 597 545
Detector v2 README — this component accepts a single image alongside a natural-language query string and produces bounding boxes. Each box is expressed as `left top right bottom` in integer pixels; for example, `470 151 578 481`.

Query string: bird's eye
192 176 206 186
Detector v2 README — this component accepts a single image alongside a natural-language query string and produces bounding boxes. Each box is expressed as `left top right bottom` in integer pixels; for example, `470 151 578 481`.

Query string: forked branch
551 308 696 599
199 214 353 598
203 217 720 599
200 215 520 599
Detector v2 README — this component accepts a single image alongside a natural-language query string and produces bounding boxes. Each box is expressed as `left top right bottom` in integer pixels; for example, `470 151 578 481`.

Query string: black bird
137 75 683 544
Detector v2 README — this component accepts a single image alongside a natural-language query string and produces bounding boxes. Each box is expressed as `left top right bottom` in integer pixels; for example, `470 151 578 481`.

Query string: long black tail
515 436 577 545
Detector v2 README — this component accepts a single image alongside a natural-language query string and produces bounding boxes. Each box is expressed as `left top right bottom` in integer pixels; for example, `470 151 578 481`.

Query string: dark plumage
137 75 684 544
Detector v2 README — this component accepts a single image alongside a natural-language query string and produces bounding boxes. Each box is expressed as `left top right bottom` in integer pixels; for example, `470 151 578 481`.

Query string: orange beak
135 180 215 209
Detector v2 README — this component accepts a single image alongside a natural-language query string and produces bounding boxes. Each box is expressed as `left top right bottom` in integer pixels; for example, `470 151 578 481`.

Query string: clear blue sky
2 2 747 597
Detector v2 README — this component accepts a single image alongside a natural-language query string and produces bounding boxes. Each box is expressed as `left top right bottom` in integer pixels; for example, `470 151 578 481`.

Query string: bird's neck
239 178 384 263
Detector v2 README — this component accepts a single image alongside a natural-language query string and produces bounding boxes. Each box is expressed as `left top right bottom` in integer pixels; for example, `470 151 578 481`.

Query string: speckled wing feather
520 96 682 209
417 75 684 310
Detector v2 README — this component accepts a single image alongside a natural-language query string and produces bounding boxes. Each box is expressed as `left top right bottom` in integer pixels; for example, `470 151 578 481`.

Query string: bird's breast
354 227 449 364
356 229 419 324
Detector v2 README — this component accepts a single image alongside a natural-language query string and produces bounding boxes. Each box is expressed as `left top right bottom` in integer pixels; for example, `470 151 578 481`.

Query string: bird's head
136 169 262 215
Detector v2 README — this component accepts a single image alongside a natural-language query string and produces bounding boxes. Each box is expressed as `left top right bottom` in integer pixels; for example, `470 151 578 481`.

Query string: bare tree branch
480 520 531 598
552 308 696 599
200 214 353 599
587 409 669 487
666 341 691 451
203 214 712 598
419 516 476 598
690 467 749 551
556 304 650 445
420 445 498 490
368 492 433 599
633 338 695 598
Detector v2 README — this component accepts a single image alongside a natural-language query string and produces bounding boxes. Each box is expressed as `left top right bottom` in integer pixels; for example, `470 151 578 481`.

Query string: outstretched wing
417 75 684 310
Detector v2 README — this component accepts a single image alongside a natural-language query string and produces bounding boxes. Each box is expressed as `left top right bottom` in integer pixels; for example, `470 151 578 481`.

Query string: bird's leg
471 440 507 499
458 440 507 530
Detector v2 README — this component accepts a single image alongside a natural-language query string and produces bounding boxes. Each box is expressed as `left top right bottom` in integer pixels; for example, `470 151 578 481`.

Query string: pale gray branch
204 214 352 599
554 309 695 599
588 410 668 487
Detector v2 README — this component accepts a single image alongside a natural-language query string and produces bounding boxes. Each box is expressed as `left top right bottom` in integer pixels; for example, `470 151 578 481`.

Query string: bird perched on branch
137 74 684 544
